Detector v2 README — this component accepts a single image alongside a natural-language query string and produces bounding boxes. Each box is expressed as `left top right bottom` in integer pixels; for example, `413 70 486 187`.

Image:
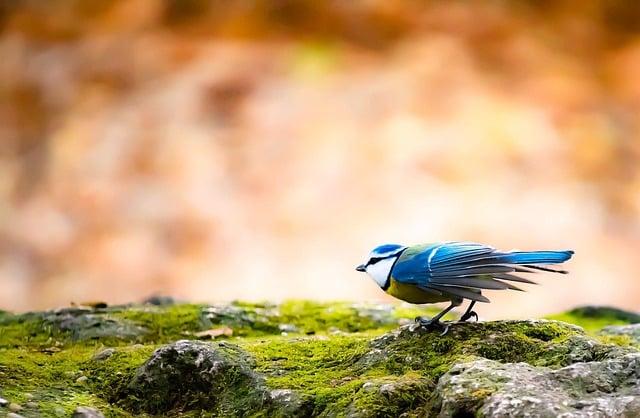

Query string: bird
356 242 574 335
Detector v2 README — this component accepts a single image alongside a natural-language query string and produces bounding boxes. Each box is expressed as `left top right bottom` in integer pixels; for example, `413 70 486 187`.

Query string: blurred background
1 0 639 317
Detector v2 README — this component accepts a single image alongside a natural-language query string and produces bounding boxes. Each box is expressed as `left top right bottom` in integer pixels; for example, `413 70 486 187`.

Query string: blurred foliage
0 0 639 313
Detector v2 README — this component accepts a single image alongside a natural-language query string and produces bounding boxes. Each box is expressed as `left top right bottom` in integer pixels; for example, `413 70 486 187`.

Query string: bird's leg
459 301 478 322
414 301 458 336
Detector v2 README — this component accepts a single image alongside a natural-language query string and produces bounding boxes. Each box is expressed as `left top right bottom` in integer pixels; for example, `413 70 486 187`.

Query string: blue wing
392 242 574 302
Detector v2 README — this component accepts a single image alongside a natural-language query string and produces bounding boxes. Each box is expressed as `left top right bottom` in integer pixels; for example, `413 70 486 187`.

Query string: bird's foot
459 311 478 322
414 316 450 336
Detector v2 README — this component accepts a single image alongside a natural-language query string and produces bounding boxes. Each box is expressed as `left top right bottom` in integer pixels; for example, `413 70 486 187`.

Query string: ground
0 300 639 417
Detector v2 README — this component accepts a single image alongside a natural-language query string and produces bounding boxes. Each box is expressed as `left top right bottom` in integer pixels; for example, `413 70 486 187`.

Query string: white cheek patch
366 257 397 288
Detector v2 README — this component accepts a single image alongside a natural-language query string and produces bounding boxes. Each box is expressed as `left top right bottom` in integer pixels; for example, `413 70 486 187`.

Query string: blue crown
372 244 405 256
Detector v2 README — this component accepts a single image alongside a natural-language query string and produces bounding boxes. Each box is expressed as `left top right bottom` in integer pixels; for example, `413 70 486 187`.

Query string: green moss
209 300 449 337
595 334 635 347
361 320 593 379
240 320 591 415
0 307 152 348
243 334 371 413
111 303 209 341
0 311 63 348
1 302 637 417
279 300 382 333
241 334 433 415
1 301 445 350
84 345 157 405
341 374 432 417
0 346 132 417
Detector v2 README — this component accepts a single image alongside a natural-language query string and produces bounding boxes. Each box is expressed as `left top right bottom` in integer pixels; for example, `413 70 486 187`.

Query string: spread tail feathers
502 250 574 266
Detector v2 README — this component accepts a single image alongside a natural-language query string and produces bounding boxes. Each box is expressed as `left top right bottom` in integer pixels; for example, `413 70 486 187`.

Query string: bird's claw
460 311 478 322
414 316 450 336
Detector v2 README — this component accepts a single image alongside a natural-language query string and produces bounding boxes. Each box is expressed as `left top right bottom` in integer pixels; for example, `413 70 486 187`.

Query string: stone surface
600 323 640 345
92 348 117 361
268 389 314 417
435 353 640 417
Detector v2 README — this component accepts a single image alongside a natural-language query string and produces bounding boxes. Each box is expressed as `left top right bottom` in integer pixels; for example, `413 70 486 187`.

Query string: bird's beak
356 264 366 272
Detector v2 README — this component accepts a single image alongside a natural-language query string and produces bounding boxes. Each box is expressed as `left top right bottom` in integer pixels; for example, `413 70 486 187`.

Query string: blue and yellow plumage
356 242 574 333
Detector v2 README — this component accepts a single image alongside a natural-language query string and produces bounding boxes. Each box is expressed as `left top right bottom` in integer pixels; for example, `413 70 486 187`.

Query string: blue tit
356 242 574 334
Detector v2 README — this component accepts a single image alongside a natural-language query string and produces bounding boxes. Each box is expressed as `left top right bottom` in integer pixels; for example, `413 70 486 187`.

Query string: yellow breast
386 278 450 304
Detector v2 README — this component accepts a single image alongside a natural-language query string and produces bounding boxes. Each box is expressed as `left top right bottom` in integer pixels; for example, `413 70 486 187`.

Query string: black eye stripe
366 257 385 266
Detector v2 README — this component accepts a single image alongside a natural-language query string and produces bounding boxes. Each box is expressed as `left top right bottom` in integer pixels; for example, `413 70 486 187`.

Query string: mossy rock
115 340 268 415
0 301 639 417
0 300 447 348
434 353 640 417
599 323 640 347
546 305 640 333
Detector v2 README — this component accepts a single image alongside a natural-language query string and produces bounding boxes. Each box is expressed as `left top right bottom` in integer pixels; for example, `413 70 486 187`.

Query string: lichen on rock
435 353 640 417
600 323 640 347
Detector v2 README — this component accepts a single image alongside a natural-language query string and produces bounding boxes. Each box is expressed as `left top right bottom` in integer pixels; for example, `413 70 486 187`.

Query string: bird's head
356 244 406 288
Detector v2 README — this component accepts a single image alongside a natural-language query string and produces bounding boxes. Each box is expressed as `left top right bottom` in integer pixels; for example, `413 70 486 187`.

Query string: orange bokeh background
1 1 639 316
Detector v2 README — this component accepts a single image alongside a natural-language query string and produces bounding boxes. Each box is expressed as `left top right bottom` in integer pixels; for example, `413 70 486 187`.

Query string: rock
36 308 149 341
361 382 377 392
268 389 313 417
72 406 105 418
328 326 345 335
278 323 298 333
360 319 628 372
0 397 8 406
8 403 22 412
434 353 640 417
76 375 88 384
600 323 640 345
92 348 116 361
122 340 268 414
201 304 280 334
143 295 176 306
7 413 25 418
560 333 631 364
24 402 37 408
